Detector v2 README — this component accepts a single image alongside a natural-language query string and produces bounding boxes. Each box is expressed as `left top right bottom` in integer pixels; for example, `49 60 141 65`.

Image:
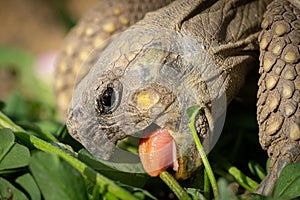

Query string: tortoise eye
96 80 122 115
102 87 115 108
98 86 116 114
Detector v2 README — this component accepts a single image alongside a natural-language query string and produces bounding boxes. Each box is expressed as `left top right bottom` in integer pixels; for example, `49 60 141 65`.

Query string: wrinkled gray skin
56 0 300 195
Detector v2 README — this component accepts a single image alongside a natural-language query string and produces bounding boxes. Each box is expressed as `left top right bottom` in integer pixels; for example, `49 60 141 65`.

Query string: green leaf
34 121 61 136
248 160 266 181
0 177 29 200
13 130 138 200
3 93 30 121
216 178 237 200
159 171 192 200
0 111 24 132
186 105 201 119
0 143 30 170
57 125 84 152
0 47 56 109
0 129 15 160
0 129 30 170
121 184 157 200
29 152 88 200
78 149 149 187
239 193 268 200
218 159 259 191
91 184 100 200
17 121 58 142
16 173 41 200
186 188 206 200
273 162 300 199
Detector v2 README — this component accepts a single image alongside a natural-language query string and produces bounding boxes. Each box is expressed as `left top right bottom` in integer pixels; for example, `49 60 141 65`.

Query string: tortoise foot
255 144 300 195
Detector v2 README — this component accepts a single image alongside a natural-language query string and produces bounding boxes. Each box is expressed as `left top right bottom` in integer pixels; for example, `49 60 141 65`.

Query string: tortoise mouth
116 123 165 154
114 109 206 178
114 123 179 176
138 127 178 177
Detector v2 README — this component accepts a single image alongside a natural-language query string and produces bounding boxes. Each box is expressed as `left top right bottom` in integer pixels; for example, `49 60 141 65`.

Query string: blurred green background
0 0 98 123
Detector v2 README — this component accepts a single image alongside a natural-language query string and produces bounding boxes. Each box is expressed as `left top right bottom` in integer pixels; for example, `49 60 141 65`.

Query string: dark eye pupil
100 87 115 112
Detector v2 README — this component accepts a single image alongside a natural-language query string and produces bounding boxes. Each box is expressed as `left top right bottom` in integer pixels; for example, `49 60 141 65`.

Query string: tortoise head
67 28 226 179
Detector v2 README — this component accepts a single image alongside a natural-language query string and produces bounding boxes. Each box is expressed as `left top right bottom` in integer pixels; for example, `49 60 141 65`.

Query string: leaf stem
159 171 192 200
248 161 266 181
0 111 58 142
224 164 259 191
187 106 218 198
18 122 58 142
203 169 210 199
0 111 23 132
216 158 259 191
228 166 259 191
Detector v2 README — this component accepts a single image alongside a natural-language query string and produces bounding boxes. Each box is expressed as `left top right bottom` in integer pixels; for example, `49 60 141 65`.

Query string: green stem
91 184 100 200
218 158 259 191
203 170 210 199
159 171 192 200
18 122 58 142
248 161 266 181
0 111 23 132
227 165 259 191
188 106 218 198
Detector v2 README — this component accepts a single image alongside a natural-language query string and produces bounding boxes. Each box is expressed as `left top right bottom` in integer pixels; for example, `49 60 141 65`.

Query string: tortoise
54 0 300 195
